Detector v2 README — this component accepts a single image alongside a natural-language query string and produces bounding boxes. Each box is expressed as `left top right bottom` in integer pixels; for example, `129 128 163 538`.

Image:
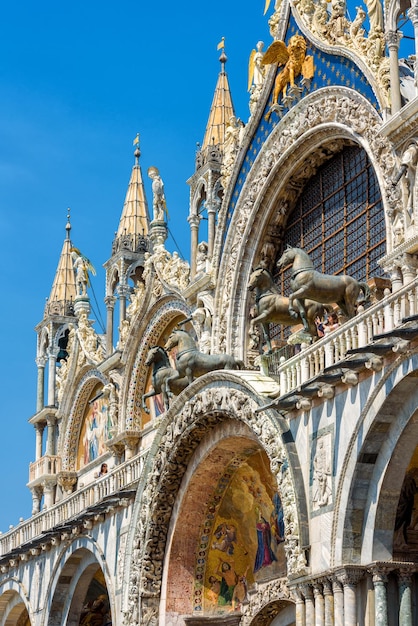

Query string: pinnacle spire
201 40 235 151
45 210 77 317
115 136 150 247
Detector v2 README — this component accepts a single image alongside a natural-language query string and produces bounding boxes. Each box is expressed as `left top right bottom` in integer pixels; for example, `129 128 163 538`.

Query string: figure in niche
192 305 212 354
79 594 110 625
312 439 332 508
148 166 167 221
254 507 277 572
71 247 96 297
393 141 418 223
394 470 417 548
196 241 208 275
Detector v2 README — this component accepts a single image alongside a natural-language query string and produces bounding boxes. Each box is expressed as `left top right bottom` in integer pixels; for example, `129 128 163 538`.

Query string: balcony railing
29 456 62 484
261 277 418 395
0 452 146 559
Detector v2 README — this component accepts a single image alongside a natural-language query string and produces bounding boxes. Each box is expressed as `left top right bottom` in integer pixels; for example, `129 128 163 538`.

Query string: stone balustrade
28 455 62 485
261 277 418 397
0 452 145 560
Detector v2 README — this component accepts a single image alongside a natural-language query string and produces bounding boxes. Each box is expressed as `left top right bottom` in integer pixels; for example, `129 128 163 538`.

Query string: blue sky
0 2 270 530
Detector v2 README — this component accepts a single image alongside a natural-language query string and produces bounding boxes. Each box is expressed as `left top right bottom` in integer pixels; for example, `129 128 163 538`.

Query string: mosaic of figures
394 446 418 556
197 451 286 615
78 386 115 468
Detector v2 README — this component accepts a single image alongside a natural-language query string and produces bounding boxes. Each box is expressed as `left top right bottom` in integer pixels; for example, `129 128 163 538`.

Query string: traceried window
275 145 385 295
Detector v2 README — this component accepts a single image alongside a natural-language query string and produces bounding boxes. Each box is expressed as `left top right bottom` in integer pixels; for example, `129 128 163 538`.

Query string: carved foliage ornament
124 385 306 624
215 90 399 353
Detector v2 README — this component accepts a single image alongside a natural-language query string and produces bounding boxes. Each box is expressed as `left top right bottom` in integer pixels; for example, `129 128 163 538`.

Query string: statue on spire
148 166 167 222
71 248 96 297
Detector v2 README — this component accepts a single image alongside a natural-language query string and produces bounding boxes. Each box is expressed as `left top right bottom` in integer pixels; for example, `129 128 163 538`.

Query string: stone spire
201 43 235 151
104 137 150 355
45 211 77 318
113 135 150 253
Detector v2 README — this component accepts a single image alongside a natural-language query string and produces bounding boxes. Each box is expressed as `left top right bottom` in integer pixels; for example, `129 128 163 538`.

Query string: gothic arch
122 296 191 429
0 582 31 626
123 372 308 623
60 369 108 471
44 538 114 626
213 87 398 354
330 350 418 566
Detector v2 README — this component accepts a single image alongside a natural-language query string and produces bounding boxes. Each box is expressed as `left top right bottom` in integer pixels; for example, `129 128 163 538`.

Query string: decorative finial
66 208 71 239
217 37 227 67
133 133 140 163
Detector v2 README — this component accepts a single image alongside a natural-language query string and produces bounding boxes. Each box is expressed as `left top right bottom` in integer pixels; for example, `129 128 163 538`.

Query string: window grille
270 145 385 342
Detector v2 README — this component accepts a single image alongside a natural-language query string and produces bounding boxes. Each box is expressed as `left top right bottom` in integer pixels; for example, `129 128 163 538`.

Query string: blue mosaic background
223 15 380 245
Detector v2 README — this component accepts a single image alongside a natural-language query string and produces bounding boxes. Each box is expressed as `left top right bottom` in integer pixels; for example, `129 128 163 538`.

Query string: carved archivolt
60 369 108 470
124 380 306 625
214 88 400 354
123 299 191 430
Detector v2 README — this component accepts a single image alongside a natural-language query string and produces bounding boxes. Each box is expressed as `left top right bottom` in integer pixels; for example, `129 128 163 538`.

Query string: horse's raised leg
294 298 310 332
164 370 181 397
142 389 155 414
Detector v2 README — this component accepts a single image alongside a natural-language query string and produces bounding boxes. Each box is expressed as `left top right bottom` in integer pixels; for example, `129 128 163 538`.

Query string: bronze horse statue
142 346 188 413
277 247 370 320
164 328 244 393
248 266 328 350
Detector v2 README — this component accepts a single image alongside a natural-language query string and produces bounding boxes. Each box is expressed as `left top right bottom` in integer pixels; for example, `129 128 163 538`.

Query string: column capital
36 355 48 368
187 214 201 229
385 29 402 49
300 582 314 600
336 566 365 587
105 295 117 308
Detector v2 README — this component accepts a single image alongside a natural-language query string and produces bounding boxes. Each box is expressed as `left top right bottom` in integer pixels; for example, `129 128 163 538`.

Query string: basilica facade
2 1 418 624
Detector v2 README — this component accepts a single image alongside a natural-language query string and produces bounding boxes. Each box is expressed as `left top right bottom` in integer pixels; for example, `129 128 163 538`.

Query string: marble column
47 347 59 407
46 414 56 456
105 295 116 356
42 479 56 509
36 355 47 412
117 284 129 324
398 569 413 626
386 30 402 114
372 570 388 626
332 579 344 626
338 569 363 626
292 587 306 626
188 213 200 279
35 423 45 461
313 583 325 626
30 486 43 515
323 579 334 626
302 584 315 626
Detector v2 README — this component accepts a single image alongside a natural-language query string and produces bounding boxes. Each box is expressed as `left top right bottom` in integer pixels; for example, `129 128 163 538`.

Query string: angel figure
71 247 96 297
248 41 265 90
262 34 314 114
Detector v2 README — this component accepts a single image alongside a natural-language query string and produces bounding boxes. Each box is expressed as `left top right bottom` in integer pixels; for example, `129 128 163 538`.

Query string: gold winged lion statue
262 35 314 114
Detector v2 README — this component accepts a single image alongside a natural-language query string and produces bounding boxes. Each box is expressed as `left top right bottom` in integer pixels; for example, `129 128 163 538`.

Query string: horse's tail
358 282 371 303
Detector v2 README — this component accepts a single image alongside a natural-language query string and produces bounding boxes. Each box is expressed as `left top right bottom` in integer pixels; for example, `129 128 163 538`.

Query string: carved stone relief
124 383 306 625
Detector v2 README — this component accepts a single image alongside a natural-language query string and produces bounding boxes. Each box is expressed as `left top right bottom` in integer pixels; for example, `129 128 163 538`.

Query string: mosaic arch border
60 369 108 471
123 297 191 429
122 372 308 624
331 348 418 566
0 579 32 624
44 535 115 625
213 86 400 354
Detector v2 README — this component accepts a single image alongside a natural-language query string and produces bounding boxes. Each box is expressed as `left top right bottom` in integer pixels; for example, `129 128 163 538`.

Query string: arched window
276 145 385 293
